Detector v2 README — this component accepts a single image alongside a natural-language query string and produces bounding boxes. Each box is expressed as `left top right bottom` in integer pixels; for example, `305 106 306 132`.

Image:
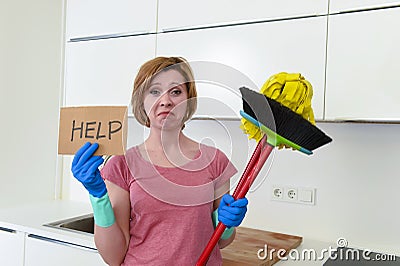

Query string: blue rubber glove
71 142 106 198
218 194 248 228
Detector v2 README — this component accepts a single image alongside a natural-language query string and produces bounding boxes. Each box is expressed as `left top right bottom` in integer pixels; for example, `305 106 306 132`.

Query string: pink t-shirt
101 144 237 266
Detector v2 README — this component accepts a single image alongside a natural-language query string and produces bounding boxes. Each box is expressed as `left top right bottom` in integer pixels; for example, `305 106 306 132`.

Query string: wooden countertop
221 227 302 266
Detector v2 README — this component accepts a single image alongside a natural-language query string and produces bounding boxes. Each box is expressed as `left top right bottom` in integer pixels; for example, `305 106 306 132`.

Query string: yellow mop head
240 72 316 146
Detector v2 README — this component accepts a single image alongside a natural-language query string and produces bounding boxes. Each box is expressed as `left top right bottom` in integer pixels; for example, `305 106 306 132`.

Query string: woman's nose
159 92 172 107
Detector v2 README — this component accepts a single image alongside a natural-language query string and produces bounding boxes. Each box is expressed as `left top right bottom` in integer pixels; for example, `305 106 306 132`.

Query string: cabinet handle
160 14 322 33
27 234 98 253
0 226 16 233
69 30 151 42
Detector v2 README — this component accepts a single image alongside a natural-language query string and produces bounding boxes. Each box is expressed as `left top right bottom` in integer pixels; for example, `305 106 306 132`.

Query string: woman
71 57 248 265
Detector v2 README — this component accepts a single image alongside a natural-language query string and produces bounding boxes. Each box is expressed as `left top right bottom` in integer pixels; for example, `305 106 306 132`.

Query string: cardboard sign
58 106 128 155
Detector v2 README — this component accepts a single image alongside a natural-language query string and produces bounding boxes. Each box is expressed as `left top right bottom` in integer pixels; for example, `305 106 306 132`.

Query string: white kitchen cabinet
65 0 157 40
64 35 156 113
157 17 327 119
25 234 106 266
325 8 400 121
0 228 25 266
330 0 400 13
158 0 328 31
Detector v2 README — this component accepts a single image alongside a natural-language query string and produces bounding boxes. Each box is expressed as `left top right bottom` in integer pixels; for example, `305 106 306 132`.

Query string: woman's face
143 69 189 130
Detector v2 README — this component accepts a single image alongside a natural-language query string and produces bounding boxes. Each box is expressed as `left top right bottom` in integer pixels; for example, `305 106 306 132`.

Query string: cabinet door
66 0 157 40
64 35 156 114
25 234 106 266
158 0 328 31
157 17 327 119
325 8 400 120
330 0 400 13
0 228 24 266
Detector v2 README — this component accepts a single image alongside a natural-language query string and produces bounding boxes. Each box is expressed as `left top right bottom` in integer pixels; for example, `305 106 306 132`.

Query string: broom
196 86 332 265
240 87 332 153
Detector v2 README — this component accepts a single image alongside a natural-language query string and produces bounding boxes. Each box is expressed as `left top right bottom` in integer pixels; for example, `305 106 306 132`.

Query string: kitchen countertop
0 200 337 265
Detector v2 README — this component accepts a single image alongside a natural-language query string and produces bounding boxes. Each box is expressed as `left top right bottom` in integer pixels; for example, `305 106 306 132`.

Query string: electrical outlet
285 188 298 201
271 185 316 205
272 187 283 199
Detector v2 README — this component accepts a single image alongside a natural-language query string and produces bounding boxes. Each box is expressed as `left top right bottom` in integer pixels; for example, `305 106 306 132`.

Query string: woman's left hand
217 194 248 228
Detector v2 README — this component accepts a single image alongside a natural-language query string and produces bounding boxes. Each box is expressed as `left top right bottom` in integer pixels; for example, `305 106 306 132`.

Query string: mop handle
232 136 265 197
196 137 273 266
235 143 273 199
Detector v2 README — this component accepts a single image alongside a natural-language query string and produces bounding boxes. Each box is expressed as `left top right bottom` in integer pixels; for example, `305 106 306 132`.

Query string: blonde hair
131 57 197 127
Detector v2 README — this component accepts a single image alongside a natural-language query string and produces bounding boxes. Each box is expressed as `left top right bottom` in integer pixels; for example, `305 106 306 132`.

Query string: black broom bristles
240 87 332 151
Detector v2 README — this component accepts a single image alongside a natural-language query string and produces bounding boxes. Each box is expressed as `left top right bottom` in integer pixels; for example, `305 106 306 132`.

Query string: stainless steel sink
44 213 94 235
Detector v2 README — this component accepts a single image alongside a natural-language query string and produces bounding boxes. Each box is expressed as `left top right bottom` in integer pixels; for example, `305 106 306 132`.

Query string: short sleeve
100 155 130 191
212 149 238 189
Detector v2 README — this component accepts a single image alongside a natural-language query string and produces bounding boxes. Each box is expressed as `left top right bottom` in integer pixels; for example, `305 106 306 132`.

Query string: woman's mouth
158 111 171 117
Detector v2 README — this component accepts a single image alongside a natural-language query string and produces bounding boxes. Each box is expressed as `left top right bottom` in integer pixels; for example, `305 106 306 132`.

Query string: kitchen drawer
0 228 25 266
24 234 106 266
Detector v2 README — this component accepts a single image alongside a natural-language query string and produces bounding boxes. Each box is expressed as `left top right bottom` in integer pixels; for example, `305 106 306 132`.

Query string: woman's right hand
71 142 106 198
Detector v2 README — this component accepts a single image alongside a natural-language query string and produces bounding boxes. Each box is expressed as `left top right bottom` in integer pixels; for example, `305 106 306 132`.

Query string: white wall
0 0 65 206
62 118 400 255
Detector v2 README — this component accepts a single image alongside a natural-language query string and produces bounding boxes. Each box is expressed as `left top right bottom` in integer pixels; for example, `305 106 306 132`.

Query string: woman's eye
170 88 182 96
171 90 182 95
149 89 160 95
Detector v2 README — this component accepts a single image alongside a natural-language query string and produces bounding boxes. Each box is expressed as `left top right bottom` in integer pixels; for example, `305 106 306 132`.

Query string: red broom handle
232 136 265 197
196 138 273 266
235 144 273 199
195 222 227 266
